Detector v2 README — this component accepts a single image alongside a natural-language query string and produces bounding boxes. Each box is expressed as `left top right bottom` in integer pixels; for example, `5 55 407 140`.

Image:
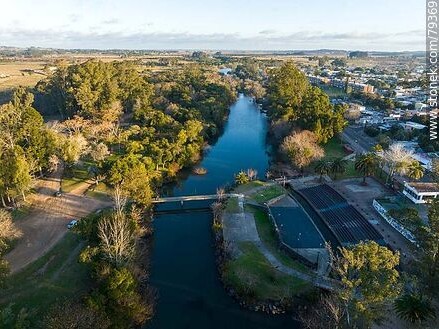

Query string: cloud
0 27 424 51
102 18 120 25
259 29 277 35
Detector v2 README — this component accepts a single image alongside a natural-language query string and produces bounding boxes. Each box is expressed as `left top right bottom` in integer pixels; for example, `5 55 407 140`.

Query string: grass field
310 137 359 180
0 233 91 328
0 61 48 104
222 242 309 301
249 185 285 204
234 180 265 193
61 165 89 192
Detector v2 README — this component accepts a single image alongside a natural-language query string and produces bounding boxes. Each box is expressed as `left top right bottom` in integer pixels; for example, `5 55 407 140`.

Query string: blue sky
0 0 424 51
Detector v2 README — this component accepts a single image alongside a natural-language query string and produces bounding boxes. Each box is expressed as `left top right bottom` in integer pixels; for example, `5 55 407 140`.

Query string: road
341 125 377 154
5 166 111 273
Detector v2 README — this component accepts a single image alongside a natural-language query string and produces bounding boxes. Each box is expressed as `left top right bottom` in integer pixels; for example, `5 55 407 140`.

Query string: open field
0 61 47 103
0 233 91 328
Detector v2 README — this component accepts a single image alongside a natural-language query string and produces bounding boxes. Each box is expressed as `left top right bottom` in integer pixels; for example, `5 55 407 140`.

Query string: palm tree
315 160 332 182
330 158 347 180
235 171 249 185
355 153 378 185
394 293 436 324
407 161 424 180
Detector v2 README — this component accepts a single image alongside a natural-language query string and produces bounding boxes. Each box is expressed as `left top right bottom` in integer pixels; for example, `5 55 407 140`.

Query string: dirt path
5 167 112 274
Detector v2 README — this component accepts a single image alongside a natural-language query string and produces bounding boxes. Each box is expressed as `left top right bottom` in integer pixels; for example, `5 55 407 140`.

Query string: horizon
0 0 424 51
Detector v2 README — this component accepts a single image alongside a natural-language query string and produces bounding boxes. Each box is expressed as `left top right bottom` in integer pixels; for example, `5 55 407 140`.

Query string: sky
0 0 425 51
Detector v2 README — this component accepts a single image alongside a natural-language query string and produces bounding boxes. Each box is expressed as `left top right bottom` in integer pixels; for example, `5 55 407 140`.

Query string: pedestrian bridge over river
152 193 243 204
152 193 243 213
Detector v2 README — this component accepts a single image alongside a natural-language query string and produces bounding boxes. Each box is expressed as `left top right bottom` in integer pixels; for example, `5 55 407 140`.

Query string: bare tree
281 130 324 171
216 187 226 202
247 168 258 181
382 143 414 184
211 202 223 220
298 294 345 329
98 214 135 266
48 154 60 172
0 209 22 251
113 184 128 219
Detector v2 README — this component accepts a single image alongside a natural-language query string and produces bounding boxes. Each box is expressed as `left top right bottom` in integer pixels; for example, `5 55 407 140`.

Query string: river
147 94 300 329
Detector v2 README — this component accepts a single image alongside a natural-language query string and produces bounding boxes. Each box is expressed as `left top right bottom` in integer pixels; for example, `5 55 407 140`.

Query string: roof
406 182 439 193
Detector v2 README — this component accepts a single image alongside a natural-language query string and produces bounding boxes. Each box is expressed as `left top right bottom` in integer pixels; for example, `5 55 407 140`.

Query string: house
399 121 427 132
403 182 439 204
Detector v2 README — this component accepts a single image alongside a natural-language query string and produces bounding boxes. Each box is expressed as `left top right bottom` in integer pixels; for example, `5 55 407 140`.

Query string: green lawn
85 182 112 200
319 85 348 98
222 242 309 301
0 233 91 328
249 185 286 204
234 180 265 194
322 136 347 160
61 164 89 193
310 137 360 180
250 207 311 274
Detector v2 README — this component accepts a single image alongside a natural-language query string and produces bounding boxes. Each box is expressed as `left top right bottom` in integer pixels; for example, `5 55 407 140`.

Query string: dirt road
5 167 111 274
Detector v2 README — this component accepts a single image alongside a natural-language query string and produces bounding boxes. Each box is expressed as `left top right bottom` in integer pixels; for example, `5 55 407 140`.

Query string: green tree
314 160 332 182
330 157 347 179
330 241 401 327
407 161 424 180
267 62 309 120
355 153 378 185
235 171 250 185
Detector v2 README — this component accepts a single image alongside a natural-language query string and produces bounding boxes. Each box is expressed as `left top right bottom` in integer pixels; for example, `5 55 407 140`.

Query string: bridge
152 193 243 204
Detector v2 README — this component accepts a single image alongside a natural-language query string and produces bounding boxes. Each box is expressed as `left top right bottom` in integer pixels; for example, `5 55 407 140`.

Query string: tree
407 161 424 180
90 142 110 162
394 293 436 324
382 143 414 185
330 157 347 180
235 171 249 185
246 168 257 181
297 86 346 143
329 241 400 327
281 130 324 171
107 154 153 207
298 294 345 329
0 209 22 252
98 213 136 266
355 153 378 185
60 133 88 165
315 160 332 182
267 62 309 120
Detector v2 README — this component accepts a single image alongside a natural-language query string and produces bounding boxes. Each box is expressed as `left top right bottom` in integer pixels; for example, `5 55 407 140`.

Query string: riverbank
217 181 319 314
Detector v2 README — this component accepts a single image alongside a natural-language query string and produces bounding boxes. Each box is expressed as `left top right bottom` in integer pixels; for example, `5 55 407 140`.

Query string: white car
67 219 78 229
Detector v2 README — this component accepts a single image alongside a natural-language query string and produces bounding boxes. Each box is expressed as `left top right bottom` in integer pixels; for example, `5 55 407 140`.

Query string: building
399 121 427 132
403 182 439 204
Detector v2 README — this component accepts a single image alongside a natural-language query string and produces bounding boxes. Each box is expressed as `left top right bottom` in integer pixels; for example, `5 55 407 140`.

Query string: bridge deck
152 193 242 204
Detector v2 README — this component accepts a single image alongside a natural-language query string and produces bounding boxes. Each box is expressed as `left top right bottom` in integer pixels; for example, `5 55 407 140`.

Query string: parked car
67 219 78 229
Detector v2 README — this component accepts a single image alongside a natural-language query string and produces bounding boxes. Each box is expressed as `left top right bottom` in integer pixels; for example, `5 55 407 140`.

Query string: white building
399 121 427 132
403 182 439 204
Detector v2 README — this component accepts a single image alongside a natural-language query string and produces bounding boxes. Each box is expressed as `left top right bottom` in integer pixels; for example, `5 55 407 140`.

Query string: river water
147 94 300 329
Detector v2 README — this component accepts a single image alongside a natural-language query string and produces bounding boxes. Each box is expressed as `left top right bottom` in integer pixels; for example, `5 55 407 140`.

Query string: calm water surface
148 95 300 329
